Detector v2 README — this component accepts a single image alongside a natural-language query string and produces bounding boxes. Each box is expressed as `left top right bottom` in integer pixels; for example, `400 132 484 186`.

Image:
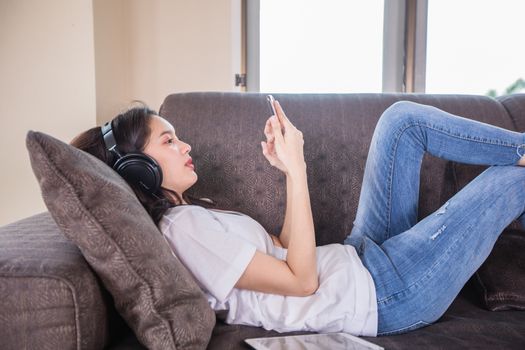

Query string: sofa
1 92 525 349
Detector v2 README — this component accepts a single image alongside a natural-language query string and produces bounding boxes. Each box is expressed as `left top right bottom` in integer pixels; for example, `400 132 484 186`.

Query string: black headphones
101 121 163 194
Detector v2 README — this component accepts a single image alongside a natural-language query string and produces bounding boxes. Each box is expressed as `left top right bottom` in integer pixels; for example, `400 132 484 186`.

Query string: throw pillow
26 130 215 350
474 228 525 311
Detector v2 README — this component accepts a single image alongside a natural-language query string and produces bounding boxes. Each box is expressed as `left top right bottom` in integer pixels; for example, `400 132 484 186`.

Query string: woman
71 99 525 337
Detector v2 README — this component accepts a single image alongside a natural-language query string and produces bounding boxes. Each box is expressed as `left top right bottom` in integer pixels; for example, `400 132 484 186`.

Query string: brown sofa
1 92 525 349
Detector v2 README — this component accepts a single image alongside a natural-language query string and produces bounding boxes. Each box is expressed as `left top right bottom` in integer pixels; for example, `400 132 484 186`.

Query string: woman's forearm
283 169 318 293
279 176 293 247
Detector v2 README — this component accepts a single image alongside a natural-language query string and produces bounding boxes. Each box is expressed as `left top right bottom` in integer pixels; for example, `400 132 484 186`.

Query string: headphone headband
101 121 122 157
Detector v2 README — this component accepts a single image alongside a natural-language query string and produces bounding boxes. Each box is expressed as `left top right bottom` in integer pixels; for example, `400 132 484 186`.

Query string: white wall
0 0 242 226
0 0 97 226
94 0 243 124
92 0 131 124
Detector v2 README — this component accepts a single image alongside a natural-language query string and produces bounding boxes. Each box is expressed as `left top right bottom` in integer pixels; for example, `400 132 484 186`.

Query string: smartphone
266 95 277 116
266 94 285 134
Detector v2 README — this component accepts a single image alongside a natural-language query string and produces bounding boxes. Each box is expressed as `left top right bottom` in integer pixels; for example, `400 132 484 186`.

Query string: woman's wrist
286 162 307 181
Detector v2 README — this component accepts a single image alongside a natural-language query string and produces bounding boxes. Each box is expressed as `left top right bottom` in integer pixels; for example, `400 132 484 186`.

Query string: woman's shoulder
160 204 213 227
207 208 247 216
166 204 208 213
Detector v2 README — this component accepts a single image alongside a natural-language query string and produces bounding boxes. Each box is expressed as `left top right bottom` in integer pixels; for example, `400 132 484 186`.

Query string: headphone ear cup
113 153 163 194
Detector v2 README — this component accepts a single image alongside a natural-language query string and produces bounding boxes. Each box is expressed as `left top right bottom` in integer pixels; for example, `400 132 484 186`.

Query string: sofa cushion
474 228 525 311
25 131 215 350
499 94 525 131
0 212 110 350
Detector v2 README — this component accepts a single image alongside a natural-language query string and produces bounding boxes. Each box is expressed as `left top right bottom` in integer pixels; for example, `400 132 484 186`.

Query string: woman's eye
166 138 173 144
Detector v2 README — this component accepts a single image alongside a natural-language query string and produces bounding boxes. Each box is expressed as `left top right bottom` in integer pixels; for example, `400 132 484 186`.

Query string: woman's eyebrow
159 129 175 138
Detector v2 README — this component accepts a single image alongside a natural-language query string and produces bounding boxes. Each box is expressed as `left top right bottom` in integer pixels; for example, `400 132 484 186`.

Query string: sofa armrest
0 212 111 350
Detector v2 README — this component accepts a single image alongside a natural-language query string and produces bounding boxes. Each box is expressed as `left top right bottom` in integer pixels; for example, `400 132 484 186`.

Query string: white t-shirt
158 205 378 336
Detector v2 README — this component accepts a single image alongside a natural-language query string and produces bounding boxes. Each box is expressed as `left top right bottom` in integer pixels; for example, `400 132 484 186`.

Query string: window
247 0 524 95
258 0 384 93
426 0 525 95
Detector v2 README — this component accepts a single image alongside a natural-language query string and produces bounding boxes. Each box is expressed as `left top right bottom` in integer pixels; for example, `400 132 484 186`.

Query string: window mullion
382 0 406 92
246 0 260 92
408 0 428 93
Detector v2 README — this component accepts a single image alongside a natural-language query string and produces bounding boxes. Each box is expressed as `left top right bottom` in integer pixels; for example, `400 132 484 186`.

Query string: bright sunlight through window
259 0 384 93
426 0 525 96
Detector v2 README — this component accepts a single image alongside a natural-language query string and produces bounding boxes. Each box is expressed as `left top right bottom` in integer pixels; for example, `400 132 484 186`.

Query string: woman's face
143 115 197 200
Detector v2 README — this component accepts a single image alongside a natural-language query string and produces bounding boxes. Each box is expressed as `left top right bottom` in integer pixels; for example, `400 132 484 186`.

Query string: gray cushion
26 130 215 350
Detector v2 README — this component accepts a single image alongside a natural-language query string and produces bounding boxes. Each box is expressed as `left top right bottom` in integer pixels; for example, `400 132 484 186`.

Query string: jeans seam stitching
385 125 408 241
378 320 430 336
411 120 521 148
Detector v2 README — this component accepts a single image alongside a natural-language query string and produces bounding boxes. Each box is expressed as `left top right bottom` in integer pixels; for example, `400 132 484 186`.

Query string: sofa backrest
159 92 523 246
499 94 525 131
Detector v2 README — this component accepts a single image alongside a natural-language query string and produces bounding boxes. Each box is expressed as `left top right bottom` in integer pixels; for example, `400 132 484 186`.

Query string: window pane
259 0 384 93
426 0 525 95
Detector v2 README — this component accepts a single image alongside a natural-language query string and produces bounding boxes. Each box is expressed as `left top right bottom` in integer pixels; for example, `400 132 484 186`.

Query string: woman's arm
269 174 294 248
235 249 317 296
282 169 317 292
240 100 318 295
236 171 317 295
278 175 293 248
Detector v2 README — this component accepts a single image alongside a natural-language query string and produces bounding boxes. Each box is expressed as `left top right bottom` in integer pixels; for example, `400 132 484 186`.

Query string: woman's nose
181 141 191 154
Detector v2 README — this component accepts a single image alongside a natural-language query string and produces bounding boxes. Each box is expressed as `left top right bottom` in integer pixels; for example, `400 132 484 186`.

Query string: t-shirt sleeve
161 207 257 302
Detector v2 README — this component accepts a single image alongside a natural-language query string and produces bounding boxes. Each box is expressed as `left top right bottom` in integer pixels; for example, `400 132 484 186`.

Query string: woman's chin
188 174 198 188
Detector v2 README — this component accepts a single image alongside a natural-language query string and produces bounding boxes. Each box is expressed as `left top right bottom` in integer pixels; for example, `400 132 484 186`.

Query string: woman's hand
261 100 306 178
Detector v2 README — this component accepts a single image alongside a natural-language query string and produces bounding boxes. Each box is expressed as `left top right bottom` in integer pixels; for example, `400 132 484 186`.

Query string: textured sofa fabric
0 92 525 349
474 228 525 311
24 131 215 349
0 212 110 350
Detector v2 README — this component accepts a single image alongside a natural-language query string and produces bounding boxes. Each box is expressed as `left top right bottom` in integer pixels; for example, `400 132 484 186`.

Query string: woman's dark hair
70 102 215 225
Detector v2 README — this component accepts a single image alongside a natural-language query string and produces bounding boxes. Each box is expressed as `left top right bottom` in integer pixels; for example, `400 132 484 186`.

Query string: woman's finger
275 100 294 128
261 141 268 155
270 115 284 145
264 119 275 144
261 141 279 167
261 142 274 164
262 129 275 151
264 118 274 137
272 101 286 134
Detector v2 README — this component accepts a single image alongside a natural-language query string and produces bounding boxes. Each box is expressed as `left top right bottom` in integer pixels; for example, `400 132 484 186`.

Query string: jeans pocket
377 320 432 336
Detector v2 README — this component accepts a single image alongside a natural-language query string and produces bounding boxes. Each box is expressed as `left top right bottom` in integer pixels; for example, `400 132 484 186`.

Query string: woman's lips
185 158 194 169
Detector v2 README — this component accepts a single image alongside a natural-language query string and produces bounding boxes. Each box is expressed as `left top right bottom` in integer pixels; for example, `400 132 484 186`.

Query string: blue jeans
343 101 525 336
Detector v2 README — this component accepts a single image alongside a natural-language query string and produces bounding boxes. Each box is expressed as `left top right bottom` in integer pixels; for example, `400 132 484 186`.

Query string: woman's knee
377 101 426 131
373 101 432 145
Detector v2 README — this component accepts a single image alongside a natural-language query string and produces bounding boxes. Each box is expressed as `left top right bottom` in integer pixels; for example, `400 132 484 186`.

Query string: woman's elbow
300 279 319 296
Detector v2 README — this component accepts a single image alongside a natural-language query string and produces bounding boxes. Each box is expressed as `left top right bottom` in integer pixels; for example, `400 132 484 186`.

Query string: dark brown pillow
26 130 215 349
474 228 525 311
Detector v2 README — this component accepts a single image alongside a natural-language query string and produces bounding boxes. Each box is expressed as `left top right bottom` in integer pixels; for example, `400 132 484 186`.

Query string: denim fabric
343 101 525 336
